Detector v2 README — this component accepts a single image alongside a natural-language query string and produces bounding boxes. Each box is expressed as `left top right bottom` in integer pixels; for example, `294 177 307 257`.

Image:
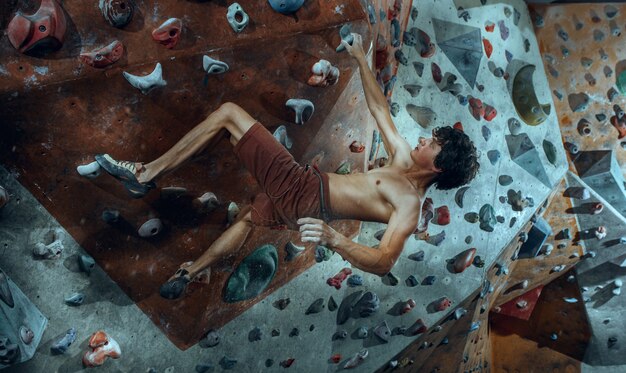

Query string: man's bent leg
159 206 253 300
95 102 257 197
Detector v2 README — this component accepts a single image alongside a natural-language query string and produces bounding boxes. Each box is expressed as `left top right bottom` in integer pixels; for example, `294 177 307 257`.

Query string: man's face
410 133 442 172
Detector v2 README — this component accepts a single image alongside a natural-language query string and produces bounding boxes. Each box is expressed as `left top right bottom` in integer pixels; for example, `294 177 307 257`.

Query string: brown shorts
233 123 332 230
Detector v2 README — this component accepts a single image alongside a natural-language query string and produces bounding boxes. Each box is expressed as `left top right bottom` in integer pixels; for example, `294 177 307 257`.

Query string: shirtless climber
92 33 480 299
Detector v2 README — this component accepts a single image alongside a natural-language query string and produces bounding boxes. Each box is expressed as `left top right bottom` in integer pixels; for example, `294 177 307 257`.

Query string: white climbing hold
77 161 102 179
123 63 167 94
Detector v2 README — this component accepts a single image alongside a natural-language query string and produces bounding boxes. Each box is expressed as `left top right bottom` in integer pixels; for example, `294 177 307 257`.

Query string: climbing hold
18 327 32 345
482 126 491 142
593 29 605 41
479 204 496 232
82 330 121 367
413 61 424 77
465 212 479 223
557 28 568 41
285 99 314 125
268 0 305 15
508 117 521 135
507 189 529 212
605 5 618 18
411 6 418 20
328 296 338 311
406 319 427 335
611 104 626 138
123 63 167 94
426 231 446 246
512 65 551 126
451 248 476 273
33 228 65 259
595 226 607 240
482 38 492 58
524 39 530 52
152 18 182 49
273 125 292 149
77 161 102 179
51 328 77 355
485 21 495 32
433 206 450 225
577 118 592 136
138 218 162 238
423 275 436 285
356 326 368 339
403 84 422 98
307 59 339 87
415 28 436 58
390 19 401 47
80 40 124 68
285 241 304 261
564 142 579 155
347 275 363 287
468 97 485 121
315 245 333 262
564 187 590 200
483 105 497 122
454 121 464 130
226 3 249 33
8 0 67 55
373 321 391 342
337 290 362 325
466 236 473 244
487 150 500 165
354 291 380 317
608 87 619 102
65 292 85 306
454 307 468 320
100 0 133 28
390 102 399 117
336 24 354 52
327 268 352 290
499 175 513 186
203 55 229 74
610 20 621 36
431 62 442 83
344 349 368 369
580 57 593 69
432 297 451 312
200 330 220 347
220 356 238 370
394 50 408 66
551 265 566 273
193 192 219 214
224 244 278 302
405 275 418 287
406 105 435 128
455 186 469 208
498 20 509 40
542 140 557 165
77 254 96 275
305 298 324 314
279 358 295 368
403 31 416 47
561 45 569 57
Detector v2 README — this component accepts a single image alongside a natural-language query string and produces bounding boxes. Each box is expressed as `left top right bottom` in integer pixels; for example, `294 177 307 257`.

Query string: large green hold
224 244 278 303
617 70 626 95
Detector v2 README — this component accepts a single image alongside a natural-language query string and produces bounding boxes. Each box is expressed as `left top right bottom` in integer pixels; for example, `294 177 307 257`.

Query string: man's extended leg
95 102 257 197
160 205 254 300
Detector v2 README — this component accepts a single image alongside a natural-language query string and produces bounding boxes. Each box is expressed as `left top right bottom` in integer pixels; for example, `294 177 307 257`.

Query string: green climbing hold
224 244 278 303
618 70 626 95
335 161 351 175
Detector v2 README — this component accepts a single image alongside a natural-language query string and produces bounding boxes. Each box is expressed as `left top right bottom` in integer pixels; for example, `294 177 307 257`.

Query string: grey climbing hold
487 150 500 165
423 275 436 285
479 204 496 232
403 31 416 46
333 330 347 340
453 307 467 320
373 321 391 343
568 93 590 113
411 7 418 20
426 231 446 246
506 50 513 63
564 186 590 200
51 328 77 354
77 161 101 179
223 244 278 302
344 349 368 369
499 175 513 186
273 125 292 149
465 235 473 244
328 296 337 311
507 189 529 212
336 24 354 52
382 272 399 286
406 105 435 128
405 275 418 287
64 292 84 306
354 291 380 317
123 63 167 94
78 254 96 274
138 218 162 238
203 55 229 74
390 102 400 117
347 274 363 287
413 61 424 77
542 140 557 166
577 118 592 136
285 241 304 261
455 186 469 208
356 326 368 339
465 212 479 223
482 126 491 141
248 327 262 342
404 84 422 97
201 330 220 347
226 3 249 33
394 49 408 66
510 217 517 227
337 290 363 325
286 98 314 125
508 118 522 135
33 229 65 259
408 250 425 261
220 356 237 370
564 142 579 155
305 298 324 314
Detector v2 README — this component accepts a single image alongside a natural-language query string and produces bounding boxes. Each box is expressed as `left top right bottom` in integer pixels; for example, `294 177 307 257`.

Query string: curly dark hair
431 126 480 190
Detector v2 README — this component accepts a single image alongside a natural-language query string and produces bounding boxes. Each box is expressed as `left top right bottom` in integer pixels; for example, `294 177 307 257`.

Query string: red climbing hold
7 0 67 55
453 122 464 131
431 62 442 83
327 268 352 289
485 22 495 32
468 97 485 121
452 248 476 273
483 105 497 121
350 141 365 153
435 206 450 225
483 38 493 58
330 354 342 364
434 297 452 312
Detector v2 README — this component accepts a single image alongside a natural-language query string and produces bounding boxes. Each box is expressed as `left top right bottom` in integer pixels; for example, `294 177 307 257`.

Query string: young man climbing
93 33 480 300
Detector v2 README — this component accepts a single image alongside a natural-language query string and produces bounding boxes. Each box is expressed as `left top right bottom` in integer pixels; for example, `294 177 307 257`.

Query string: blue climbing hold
268 0 305 14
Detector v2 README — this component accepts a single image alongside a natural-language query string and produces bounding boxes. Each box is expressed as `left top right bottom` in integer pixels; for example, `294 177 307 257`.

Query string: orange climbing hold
483 38 493 58
453 122 464 131
82 330 121 367
349 141 365 153
483 105 497 121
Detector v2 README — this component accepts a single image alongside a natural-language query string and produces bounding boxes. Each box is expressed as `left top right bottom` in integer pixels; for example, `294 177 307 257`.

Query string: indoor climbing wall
532 2 626 367
0 0 375 350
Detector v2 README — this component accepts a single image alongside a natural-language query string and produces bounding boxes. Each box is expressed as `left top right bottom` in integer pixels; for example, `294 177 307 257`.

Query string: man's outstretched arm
342 33 410 164
297 213 415 276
